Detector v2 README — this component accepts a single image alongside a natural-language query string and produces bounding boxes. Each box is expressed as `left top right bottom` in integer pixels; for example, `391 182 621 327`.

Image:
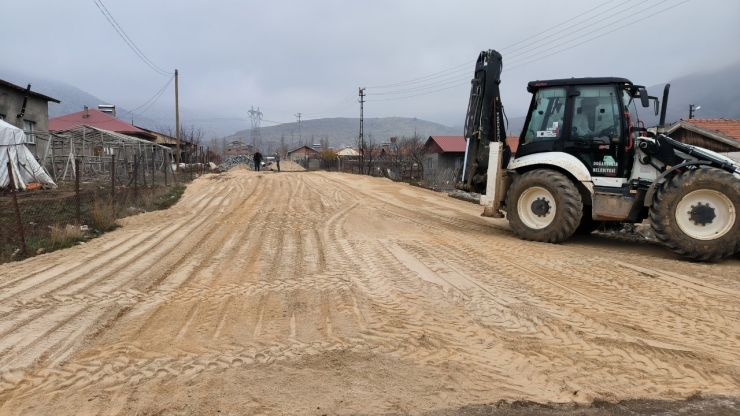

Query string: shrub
91 200 118 231
50 224 84 247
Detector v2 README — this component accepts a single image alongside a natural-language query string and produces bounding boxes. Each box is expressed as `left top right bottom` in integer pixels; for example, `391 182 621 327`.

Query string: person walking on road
274 151 281 172
253 150 263 172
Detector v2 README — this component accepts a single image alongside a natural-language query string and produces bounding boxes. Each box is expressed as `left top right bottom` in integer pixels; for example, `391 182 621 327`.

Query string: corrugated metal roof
49 109 155 138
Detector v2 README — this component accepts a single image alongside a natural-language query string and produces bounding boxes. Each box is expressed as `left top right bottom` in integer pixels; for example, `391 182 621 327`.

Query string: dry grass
91 200 118 231
49 224 84 247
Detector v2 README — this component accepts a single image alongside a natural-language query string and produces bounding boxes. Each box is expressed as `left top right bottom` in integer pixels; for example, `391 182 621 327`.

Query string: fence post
134 154 138 202
6 161 27 256
164 152 168 187
111 154 116 199
75 158 81 225
141 150 147 187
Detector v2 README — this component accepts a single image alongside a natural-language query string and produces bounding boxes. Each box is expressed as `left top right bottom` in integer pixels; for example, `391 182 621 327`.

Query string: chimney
83 105 89 118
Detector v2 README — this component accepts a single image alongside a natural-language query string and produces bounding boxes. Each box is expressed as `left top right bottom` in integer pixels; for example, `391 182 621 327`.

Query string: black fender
643 160 711 206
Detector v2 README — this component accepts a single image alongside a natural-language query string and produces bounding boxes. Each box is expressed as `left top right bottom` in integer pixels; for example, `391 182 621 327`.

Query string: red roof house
667 119 740 154
49 107 155 141
425 136 466 154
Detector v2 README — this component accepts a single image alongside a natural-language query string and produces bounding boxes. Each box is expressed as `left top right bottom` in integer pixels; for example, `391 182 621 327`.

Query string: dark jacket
253 152 263 163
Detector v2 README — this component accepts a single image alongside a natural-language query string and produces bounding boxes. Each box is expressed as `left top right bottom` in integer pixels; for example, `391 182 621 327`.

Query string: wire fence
0 155 217 264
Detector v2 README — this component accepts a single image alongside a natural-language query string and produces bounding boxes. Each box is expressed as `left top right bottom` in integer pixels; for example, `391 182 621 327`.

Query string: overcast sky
2 0 739 131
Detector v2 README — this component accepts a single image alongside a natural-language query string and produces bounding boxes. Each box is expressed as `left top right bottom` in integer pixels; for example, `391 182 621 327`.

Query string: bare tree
365 133 378 176
320 135 330 150
405 131 427 180
280 134 288 155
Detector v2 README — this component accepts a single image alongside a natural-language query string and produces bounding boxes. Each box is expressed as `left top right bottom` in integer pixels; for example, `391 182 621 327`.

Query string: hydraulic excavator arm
458 50 510 217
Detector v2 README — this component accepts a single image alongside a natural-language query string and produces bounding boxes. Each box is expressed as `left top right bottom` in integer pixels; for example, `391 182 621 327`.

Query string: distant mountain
226 117 461 151
1 68 112 118
0 68 168 131
642 61 740 126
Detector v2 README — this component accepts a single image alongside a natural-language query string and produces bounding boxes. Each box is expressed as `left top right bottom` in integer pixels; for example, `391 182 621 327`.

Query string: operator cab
517 77 652 182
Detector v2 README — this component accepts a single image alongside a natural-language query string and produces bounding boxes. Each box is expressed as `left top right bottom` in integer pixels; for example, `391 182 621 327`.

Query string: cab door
564 85 625 178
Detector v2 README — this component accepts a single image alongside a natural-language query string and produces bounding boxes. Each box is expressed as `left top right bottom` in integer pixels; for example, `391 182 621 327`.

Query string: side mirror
639 88 650 108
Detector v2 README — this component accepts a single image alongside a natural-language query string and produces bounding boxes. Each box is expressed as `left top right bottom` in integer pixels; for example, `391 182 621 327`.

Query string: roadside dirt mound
230 163 252 171
269 160 304 172
0 170 738 414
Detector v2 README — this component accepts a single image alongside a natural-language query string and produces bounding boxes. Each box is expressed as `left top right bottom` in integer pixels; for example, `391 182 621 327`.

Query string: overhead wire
505 0 665 65
364 0 618 91
498 0 618 52
503 0 690 73
92 0 173 76
131 76 175 118
365 0 636 97
303 90 358 116
49 75 175 125
366 0 689 102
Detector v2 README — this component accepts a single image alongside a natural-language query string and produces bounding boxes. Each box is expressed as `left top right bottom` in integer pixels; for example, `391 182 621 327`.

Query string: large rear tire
649 167 740 261
506 169 583 243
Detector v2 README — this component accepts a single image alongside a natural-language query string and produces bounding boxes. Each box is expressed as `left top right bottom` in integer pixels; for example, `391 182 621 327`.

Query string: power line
366 0 689 102
504 0 690 72
365 81 470 102
506 0 663 65
367 61 473 89
303 90 357 116
92 0 172 76
132 76 175 118
364 0 617 91
499 0 620 52
49 75 174 124
365 0 638 97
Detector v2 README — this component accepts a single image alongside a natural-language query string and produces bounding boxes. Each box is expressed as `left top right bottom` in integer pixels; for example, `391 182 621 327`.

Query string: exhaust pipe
658 83 671 133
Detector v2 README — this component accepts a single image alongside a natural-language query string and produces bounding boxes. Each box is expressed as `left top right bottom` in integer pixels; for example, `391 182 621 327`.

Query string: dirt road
1 167 739 415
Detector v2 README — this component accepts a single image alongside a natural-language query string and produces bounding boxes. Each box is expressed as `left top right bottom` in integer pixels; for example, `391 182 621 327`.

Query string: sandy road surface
1 167 739 415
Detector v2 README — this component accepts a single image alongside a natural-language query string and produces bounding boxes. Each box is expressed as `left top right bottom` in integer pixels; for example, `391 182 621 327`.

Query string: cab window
522 87 566 144
570 85 621 140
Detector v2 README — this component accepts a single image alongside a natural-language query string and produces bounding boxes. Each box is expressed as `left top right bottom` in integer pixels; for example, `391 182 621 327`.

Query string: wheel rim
675 189 736 240
518 186 556 229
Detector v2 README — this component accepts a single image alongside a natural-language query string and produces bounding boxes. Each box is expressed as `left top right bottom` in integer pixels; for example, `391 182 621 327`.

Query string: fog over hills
642 60 740 126
4 60 738 144
225 117 460 151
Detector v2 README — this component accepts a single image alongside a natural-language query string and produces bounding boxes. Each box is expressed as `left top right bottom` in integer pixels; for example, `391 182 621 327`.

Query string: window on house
23 120 36 144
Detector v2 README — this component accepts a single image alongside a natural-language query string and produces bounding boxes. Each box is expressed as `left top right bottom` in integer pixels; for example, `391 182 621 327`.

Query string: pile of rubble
219 154 254 171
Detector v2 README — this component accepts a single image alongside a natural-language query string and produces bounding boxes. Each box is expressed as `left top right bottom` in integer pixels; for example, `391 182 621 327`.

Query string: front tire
649 167 740 261
506 169 583 243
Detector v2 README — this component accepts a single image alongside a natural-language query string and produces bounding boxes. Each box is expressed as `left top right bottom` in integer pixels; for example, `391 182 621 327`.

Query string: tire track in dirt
0 173 363 398
0 172 247 392
1 171 740 413
317 172 740 399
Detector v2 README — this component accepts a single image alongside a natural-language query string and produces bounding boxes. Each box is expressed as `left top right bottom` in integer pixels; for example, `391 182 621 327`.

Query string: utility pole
358 87 365 175
294 113 302 144
175 69 180 172
689 104 700 119
290 131 294 151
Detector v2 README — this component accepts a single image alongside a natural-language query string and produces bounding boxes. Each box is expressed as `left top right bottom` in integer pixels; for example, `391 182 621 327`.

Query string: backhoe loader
458 49 740 261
